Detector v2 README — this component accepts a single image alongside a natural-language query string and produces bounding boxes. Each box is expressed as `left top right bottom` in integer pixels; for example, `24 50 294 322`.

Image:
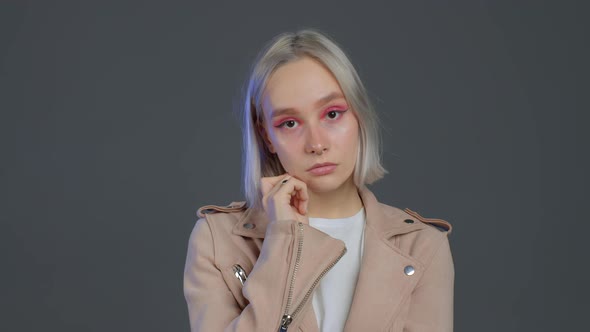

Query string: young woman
183 29 454 332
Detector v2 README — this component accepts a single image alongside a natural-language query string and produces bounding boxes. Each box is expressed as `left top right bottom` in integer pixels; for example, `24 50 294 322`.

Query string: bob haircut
239 28 388 212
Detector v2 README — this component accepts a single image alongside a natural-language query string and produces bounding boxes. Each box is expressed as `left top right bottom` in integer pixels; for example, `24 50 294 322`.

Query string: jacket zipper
232 264 247 285
278 222 348 331
279 222 304 331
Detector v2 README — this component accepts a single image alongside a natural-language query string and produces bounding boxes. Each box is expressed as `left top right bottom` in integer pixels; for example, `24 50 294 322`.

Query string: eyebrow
270 92 345 118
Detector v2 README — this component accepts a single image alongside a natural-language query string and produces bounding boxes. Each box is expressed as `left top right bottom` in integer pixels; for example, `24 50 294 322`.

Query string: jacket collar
231 185 428 238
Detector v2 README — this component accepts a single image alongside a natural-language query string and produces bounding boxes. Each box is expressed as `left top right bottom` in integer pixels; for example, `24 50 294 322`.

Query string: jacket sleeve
405 234 455 332
183 216 337 331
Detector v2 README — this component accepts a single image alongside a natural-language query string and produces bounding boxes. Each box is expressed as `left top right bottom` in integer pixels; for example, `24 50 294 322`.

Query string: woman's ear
257 120 276 154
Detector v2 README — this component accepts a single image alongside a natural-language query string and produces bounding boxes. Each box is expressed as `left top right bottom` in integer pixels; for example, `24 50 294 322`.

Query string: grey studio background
1 1 588 331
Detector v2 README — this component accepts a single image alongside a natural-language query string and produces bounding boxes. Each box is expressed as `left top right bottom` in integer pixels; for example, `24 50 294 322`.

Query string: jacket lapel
341 187 426 331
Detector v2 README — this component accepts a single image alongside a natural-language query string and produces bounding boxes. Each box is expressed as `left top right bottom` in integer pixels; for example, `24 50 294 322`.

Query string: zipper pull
279 314 292 331
232 264 248 285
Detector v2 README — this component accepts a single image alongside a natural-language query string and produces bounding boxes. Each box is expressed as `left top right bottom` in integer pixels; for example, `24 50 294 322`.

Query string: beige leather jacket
183 185 454 331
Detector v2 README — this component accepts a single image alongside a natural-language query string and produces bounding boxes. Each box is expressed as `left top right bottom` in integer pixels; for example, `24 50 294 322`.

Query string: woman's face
259 56 359 193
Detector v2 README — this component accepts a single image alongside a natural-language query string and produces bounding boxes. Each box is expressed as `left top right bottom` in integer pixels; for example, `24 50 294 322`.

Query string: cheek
270 132 303 166
270 131 302 151
336 123 360 163
329 118 359 144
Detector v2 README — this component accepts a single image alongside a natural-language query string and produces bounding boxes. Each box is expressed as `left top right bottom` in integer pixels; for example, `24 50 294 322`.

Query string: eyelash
275 109 348 129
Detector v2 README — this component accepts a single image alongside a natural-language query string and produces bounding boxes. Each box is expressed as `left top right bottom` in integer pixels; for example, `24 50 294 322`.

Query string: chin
305 176 346 193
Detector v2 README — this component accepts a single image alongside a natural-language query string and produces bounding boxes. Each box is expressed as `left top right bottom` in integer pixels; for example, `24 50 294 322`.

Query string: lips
307 162 337 171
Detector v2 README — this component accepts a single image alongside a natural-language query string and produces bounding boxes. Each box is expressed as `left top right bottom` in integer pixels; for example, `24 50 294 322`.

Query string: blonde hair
238 28 388 211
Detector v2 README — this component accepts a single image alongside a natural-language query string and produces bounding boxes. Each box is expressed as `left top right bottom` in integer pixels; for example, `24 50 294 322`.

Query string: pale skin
258 55 364 225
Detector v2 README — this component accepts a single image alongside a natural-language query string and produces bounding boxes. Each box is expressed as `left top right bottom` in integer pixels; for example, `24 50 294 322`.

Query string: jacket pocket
220 258 253 310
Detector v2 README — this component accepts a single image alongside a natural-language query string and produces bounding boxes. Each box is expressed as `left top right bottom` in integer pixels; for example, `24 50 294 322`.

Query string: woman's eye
327 109 347 119
277 120 297 129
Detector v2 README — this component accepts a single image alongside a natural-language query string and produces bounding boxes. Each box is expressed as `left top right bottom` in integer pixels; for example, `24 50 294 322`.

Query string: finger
293 180 309 213
296 188 308 215
276 177 308 212
262 175 291 206
273 174 292 195
261 174 291 196
270 175 295 200
260 175 281 194
292 185 303 214
297 196 305 215
291 190 305 215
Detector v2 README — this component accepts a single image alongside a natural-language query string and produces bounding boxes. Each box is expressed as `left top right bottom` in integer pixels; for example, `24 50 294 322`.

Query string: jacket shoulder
378 204 453 266
196 200 248 218
402 207 453 234
194 201 250 245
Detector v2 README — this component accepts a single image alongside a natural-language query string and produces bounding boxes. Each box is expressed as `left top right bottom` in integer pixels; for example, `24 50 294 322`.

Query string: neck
306 178 363 219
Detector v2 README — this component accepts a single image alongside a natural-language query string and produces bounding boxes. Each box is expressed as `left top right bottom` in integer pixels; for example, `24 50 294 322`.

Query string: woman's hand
260 173 310 225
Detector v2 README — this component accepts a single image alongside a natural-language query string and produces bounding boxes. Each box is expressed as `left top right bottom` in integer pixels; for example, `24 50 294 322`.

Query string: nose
304 124 329 155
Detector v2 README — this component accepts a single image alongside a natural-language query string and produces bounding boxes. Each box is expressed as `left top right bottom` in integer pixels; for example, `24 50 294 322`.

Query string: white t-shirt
308 207 366 332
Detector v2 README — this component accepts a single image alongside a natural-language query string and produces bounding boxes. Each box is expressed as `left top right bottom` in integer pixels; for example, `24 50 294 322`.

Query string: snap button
404 265 415 276
404 219 414 224
243 223 255 229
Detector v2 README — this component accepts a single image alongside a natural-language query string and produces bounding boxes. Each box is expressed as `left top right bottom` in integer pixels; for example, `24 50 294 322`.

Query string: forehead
261 57 345 117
